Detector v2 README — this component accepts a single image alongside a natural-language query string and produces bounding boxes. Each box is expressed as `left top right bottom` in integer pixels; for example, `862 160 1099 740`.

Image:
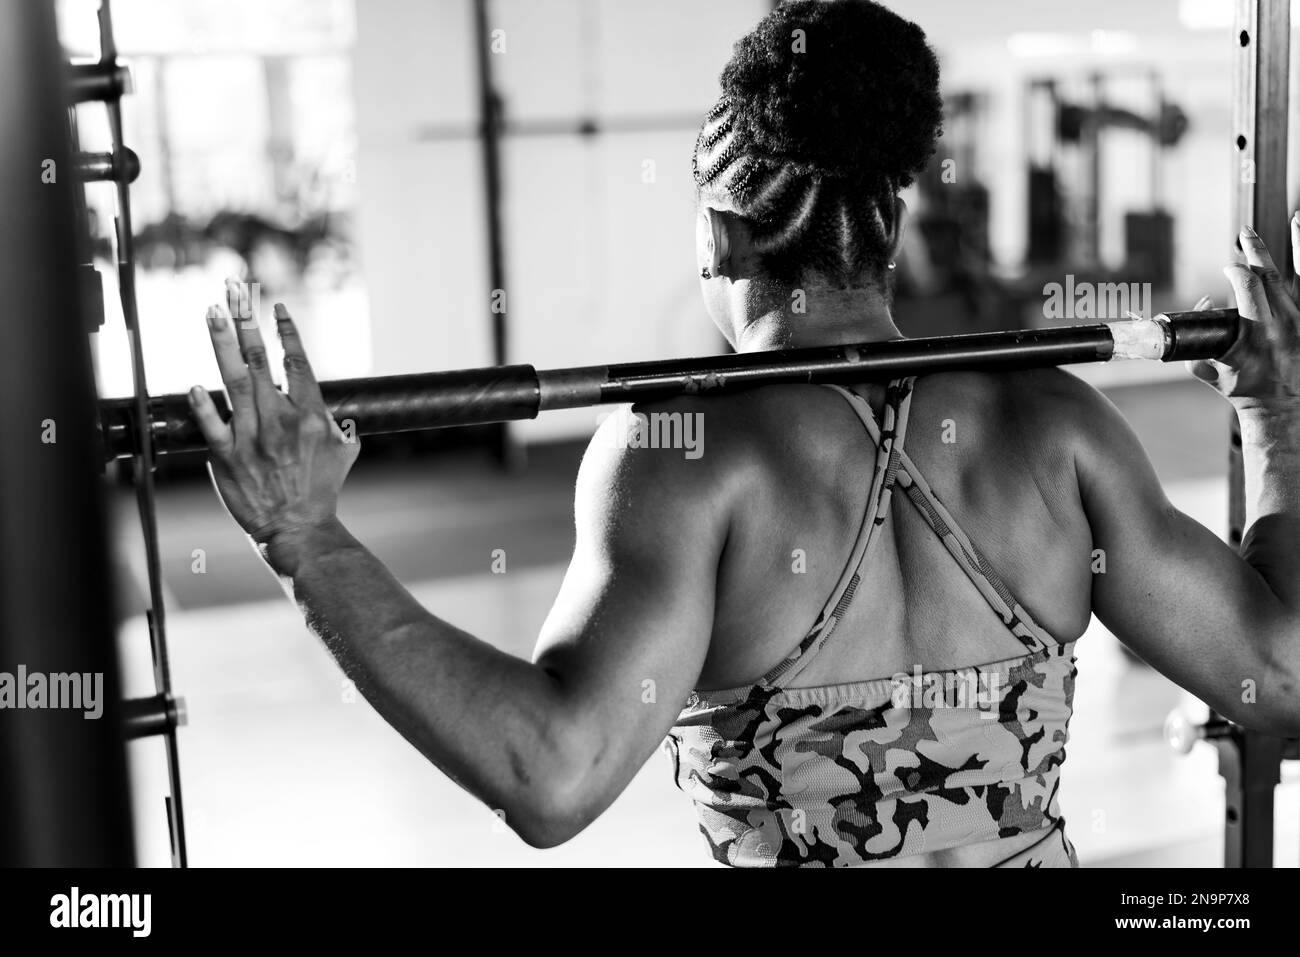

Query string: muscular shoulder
911 366 1118 459
574 387 849 547
893 366 1144 533
574 395 754 557
573 370 1127 533
990 366 1147 474
999 368 1170 517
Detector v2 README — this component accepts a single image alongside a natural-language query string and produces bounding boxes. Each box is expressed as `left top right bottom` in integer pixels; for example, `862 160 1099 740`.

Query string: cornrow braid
692 98 896 287
692 0 943 289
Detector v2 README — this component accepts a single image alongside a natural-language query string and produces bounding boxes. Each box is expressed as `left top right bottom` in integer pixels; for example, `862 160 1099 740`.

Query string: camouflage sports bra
664 378 1079 867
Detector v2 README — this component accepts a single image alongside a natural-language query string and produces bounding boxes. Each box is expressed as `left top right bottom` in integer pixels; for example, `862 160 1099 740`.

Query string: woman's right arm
1078 220 1300 737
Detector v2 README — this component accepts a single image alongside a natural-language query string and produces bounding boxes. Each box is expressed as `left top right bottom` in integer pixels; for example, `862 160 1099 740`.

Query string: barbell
97 308 1240 462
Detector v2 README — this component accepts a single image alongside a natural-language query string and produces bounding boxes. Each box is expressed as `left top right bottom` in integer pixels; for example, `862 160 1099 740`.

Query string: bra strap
892 446 1061 654
758 378 916 689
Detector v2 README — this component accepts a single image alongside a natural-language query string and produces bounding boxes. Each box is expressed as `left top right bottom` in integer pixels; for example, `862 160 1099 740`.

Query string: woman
187 1 1300 867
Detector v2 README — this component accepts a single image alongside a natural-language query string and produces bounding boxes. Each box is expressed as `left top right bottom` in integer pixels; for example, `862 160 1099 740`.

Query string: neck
731 280 904 352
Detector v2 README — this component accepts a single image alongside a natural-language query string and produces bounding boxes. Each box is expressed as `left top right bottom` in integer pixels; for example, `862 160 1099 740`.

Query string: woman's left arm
189 284 727 848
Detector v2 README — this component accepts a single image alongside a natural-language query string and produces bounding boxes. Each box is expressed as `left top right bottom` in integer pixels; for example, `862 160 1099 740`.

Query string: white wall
353 0 765 442
353 0 484 373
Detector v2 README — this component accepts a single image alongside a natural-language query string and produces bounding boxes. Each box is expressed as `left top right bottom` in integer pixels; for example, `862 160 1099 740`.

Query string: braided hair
693 0 943 289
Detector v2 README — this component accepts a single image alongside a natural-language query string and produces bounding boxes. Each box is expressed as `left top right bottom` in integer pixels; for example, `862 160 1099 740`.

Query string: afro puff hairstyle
693 0 943 287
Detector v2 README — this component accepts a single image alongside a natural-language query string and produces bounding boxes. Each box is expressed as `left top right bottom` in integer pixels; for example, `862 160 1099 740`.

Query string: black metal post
1214 729 1286 868
1223 0 1291 868
0 0 134 866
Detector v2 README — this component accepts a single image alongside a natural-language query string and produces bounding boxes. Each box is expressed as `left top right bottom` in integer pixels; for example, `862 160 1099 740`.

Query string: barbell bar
97 309 1241 462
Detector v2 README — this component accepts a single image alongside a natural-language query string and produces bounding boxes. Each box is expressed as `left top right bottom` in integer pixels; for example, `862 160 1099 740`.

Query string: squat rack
1205 0 1296 869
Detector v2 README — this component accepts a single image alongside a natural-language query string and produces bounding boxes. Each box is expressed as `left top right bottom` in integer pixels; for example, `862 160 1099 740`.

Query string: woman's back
697 367 1096 692
660 368 1099 866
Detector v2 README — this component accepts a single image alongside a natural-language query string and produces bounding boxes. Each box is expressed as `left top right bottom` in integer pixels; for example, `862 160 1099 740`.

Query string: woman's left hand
188 280 360 555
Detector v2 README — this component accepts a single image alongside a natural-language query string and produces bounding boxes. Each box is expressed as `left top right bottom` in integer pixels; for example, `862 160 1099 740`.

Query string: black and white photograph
0 0 1297 931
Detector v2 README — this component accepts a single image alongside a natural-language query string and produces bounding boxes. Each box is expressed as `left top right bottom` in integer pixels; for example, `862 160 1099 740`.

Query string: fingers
1185 358 1220 385
1239 225 1287 289
273 302 326 411
1238 225 1300 353
205 304 258 438
225 279 282 415
187 384 234 456
1222 261 1271 326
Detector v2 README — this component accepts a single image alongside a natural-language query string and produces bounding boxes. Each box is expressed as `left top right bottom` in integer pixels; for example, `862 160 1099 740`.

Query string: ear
702 207 732 276
885 195 909 262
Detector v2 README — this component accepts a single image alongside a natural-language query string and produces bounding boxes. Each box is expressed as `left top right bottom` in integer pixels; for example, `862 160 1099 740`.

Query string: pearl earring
887 261 897 271
701 266 712 279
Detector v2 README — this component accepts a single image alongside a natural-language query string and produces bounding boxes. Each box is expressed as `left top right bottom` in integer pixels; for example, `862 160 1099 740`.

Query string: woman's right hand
1193 218 1300 410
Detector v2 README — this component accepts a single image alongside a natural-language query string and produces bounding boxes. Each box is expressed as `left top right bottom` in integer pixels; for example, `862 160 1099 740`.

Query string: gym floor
111 375 1300 867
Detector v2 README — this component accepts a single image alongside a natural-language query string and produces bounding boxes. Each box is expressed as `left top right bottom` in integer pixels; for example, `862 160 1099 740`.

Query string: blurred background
59 0 1299 865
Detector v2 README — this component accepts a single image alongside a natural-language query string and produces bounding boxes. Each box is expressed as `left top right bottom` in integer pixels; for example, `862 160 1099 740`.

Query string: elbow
512 815 587 851
1255 693 1300 739
1230 710 1300 739
1221 655 1300 738
497 722 607 850
1264 648 1300 737
1226 701 1300 737
504 772 602 850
